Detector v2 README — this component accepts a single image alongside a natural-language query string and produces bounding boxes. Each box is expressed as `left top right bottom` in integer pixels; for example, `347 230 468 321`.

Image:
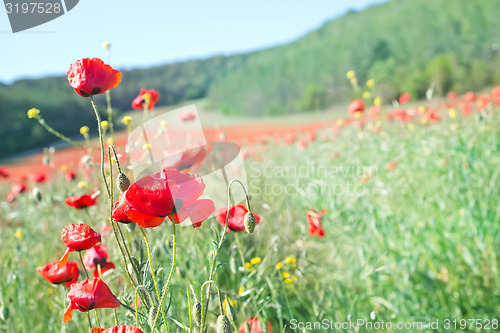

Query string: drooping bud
192 302 202 327
243 211 256 233
117 173 130 192
216 314 233 333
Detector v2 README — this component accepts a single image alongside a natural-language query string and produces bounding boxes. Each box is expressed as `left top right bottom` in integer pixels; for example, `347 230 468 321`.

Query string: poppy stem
201 180 238 331
78 251 90 279
31 115 84 147
140 228 168 331
105 90 115 139
152 218 177 330
107 147 142 290
89 95 111 198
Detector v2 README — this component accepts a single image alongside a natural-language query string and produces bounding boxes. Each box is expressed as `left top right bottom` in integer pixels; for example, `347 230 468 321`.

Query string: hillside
2 0 500 157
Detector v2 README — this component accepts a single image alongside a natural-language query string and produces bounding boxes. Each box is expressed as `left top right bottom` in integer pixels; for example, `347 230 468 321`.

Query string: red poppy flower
65 171 76 181
63 278 121 323
215 204 261 232
426 110 441 123
38 261 79 288
492 85 500 106
296 140 308 150
462 103 473 116
113 169 214 228
348 99 365 116
65 193 97 209
239 317 272 333
11 183 26 194
0 167 9 178
91 326 145 333
59 224 101 267
307 209 324 238
179 109 196 122
67 58 122 97
131 88 161 110
283 133 296 145
32 172 46 183
446 91 459 101
83 244 115 278
386 161 397 171
464 92 477 103
478 94 490 111
398 93 411 105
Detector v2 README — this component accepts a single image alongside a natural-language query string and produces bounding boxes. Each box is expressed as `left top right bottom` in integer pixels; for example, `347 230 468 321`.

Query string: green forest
2 0 500 158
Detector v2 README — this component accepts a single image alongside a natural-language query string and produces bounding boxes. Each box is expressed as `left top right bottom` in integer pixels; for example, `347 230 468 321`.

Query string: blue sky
0 0 386 83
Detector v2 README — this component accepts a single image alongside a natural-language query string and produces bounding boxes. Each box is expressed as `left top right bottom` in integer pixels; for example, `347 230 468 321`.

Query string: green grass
1 106 500 333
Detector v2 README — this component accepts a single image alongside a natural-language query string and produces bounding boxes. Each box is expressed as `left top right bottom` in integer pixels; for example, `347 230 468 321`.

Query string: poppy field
1 58 500 333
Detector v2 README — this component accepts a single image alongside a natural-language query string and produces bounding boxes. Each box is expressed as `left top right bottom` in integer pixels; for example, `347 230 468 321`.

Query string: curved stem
140 228 167 330
152 219 177 330
90 96 110 198
187 286 193 333
35 117 84 147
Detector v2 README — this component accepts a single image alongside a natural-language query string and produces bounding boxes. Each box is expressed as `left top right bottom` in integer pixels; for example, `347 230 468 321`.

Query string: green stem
107 147 139 288
140 228 168 330
152 219 177 330
79 251 89 279
36 117 84 147
89 95 111 198
201 179 251 331
106 90 115 139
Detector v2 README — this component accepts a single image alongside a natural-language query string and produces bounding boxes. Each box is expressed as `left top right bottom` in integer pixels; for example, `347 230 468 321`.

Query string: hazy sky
0 0 386 83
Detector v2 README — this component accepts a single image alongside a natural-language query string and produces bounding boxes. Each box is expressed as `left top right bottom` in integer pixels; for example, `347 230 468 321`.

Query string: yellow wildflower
27 108 40 119
122 116 132 125
281 272 290 279
250 257 261 265
275 262 283 270
366 79 375 87
238 286 245 295
15 228 23 239
100 120 109 130
346 70 355 79
448 108 456 119
80 126 90 135
78 181 88 189
362 91 371 99
373 97 382 106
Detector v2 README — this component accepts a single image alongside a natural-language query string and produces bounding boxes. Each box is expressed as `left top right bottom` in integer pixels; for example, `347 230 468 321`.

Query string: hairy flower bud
148 306 158 328
192 302 202 327
243 211 256 233
216 314 233 333
117 173 130 192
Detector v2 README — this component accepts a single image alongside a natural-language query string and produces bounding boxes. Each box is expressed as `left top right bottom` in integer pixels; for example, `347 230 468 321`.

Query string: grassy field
1 99 500 332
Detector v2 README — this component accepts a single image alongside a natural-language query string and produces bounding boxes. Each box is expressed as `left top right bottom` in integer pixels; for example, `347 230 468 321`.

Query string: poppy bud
148 306 158 328
32 187 42 202
117 173 130 192
243 211 256 233
216 314 233 333
192 302 202 327
0 305 9 321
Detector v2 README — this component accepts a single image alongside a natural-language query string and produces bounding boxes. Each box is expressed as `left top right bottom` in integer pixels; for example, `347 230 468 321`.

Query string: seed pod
0 305 9 321
243 211 256 233
148 306 158 328
117 172 130 192
216 314 233 333
192 302 202 327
